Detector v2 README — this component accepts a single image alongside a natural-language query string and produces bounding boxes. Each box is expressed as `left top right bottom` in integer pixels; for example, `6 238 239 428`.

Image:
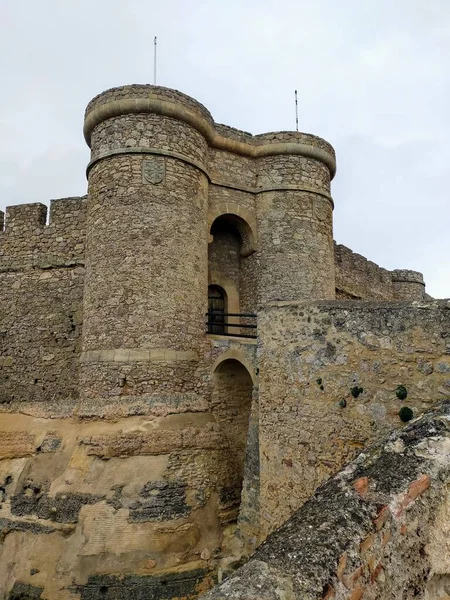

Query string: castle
0 85 449 600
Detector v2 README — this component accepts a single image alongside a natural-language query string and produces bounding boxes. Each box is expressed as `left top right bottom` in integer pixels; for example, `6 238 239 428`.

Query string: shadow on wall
212 359 253 526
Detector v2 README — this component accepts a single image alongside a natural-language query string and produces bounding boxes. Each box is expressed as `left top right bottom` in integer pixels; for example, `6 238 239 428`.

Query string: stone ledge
80 348 199 364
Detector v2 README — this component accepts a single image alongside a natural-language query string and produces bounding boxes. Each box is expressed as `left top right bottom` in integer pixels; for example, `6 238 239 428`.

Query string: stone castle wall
334 243 426 301
0 83 438 599
257 300 450 537
0 198 86 407
0 337 258 599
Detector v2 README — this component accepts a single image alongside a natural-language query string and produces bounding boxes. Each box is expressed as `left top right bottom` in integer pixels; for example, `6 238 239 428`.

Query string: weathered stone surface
128 481 189 522
77 569 214 600
258 300 450 535
8 582 44 600
335 244 426 301
11 488 104 523
0 432 36 459
0 517 55 537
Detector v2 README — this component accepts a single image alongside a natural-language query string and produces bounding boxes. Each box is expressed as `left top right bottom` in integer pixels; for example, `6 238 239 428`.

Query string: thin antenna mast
294 90 299 132
154 36 157 85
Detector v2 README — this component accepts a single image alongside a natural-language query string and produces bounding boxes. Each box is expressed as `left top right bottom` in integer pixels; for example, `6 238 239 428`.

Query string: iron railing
206 311 257 339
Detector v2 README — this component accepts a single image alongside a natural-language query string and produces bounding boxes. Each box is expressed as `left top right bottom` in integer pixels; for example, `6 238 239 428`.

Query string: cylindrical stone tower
392 269 426 301
81 86 210 399
255 132 336 304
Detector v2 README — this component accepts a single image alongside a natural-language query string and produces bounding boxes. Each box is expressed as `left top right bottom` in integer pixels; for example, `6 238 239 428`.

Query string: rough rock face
201 400 450 600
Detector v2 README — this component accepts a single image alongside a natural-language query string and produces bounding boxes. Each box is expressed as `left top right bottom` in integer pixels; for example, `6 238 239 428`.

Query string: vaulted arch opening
208 213 257 337
212 358 253 525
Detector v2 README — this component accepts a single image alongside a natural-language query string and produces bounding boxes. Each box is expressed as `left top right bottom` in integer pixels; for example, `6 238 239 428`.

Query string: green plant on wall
396 385 408 400
399 406 413 422
350 386 363 398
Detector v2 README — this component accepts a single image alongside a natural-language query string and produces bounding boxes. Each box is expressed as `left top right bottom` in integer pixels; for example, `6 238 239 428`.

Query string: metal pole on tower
154 36 157 85
295 90 299 132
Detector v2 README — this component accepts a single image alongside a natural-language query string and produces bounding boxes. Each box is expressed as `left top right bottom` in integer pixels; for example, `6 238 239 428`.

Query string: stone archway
208 203 258 258
212 358 254 524
208 206 258 325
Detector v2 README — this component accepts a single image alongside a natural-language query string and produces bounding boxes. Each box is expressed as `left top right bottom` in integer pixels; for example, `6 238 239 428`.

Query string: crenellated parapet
0 196 87 271
335 242 427 301
335 243 394 300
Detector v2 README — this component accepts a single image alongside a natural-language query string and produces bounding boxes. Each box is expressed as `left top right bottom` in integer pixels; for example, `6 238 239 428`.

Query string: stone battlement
391 268 425 284
0 196 86 270
335 242 426 301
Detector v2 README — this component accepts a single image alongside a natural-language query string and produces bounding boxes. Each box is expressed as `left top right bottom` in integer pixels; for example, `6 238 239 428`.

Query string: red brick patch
353 477 369 497
343 566 364 589
381 529 391 547
373 506 390 530
322 583 336 599
370 562 384 583
407 474 430 501
337 551 347 581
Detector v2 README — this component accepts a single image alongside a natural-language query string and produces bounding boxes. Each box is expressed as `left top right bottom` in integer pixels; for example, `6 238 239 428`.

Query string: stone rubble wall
0 196 86 271
201 400 450 600
257 300 450 537
0 267 83 406
335 243 394 300
0 197 86 406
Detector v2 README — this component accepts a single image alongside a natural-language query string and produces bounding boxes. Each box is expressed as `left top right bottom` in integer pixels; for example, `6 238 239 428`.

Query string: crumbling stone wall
257 300 450 537
201 400 450 600
335 243 394 300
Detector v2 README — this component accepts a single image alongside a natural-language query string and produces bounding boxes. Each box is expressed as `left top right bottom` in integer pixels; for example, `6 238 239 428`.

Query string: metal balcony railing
206 311 257 339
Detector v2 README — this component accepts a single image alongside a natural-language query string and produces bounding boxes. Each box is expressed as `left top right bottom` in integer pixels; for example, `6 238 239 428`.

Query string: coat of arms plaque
142 157 165 185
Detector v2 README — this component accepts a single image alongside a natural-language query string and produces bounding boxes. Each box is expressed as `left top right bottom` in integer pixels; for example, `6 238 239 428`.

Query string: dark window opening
208 285 225 334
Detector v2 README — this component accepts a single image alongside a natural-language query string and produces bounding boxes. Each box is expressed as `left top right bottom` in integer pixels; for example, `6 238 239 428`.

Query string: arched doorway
212 359 254 524
208 213 258 338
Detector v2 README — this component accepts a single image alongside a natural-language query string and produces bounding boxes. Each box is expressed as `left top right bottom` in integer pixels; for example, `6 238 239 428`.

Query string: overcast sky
1 0 449 297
